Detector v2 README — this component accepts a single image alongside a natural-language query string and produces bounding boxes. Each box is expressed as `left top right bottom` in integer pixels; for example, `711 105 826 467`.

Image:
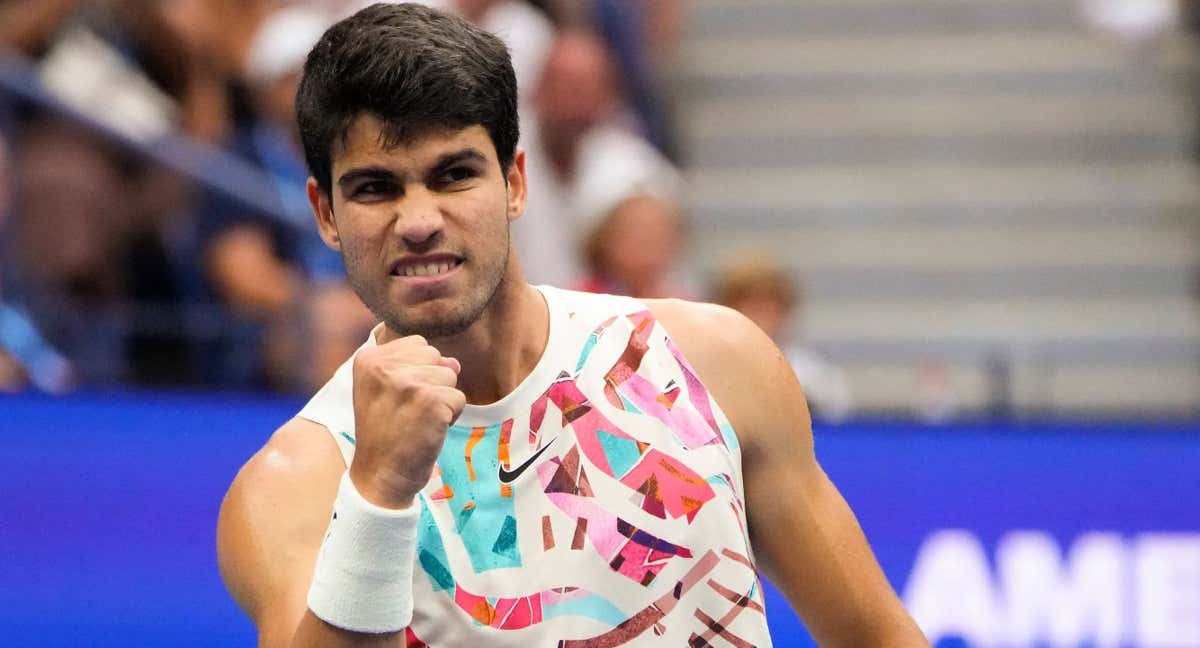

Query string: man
217 4 929 646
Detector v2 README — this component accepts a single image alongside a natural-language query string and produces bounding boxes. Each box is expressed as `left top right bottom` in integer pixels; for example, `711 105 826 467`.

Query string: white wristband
306 471 420 634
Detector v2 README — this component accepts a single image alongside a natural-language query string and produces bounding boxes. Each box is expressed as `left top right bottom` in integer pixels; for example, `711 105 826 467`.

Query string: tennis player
217 4 928 646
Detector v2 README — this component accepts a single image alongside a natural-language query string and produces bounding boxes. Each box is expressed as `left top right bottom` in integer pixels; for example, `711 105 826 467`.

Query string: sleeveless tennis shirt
297 285 774 647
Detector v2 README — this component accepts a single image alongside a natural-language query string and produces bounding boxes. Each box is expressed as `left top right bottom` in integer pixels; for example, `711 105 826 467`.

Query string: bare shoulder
643 298 812 460
642 297 763 357
217 417 345 636
224 417 345 503
641 297 725 327
642 297 791 397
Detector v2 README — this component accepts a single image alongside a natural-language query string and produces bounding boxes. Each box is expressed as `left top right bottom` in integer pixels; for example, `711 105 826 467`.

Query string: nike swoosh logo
498 437 557 484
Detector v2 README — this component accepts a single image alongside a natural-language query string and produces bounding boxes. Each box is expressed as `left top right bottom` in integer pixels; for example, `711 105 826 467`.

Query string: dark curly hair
296 2 519 195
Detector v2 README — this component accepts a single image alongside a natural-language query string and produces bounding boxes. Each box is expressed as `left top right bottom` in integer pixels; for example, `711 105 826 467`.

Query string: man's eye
355 181 391 197
441 167 475 184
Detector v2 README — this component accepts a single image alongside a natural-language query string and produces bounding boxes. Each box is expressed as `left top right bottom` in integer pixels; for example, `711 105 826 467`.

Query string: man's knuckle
355 356 391 385
412 387 439 408
420 346 443 363
396 376 421 397
352 350 374 371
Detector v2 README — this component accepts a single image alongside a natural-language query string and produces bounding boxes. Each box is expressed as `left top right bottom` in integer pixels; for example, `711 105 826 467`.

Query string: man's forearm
846 610 930 648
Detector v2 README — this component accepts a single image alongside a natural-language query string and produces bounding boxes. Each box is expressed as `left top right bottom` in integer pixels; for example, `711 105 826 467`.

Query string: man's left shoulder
643 298 788 396
643 297 767 357
644 298 808 450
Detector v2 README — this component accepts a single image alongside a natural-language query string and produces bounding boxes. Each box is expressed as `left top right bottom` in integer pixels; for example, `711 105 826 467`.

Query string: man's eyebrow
337 166 398 188
336 149 487 187
428 148 488 173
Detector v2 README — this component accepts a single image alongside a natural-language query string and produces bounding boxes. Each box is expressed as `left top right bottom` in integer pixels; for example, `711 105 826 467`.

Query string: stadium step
675 0 1200 415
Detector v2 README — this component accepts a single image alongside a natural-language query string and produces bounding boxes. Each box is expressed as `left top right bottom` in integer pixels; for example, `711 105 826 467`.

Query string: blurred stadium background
1 0 1197 646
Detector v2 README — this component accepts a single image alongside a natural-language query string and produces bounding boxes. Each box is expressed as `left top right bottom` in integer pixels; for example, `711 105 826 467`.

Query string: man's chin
385 309 479 341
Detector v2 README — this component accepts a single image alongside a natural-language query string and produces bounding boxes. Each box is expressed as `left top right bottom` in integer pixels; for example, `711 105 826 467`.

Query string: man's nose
395 187 444 247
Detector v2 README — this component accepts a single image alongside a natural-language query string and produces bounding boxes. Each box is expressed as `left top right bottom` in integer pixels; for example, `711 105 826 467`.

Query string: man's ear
307 177 341 250
505 148 528 224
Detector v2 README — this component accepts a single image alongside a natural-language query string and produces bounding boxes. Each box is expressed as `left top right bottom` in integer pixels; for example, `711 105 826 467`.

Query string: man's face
308 116 526 339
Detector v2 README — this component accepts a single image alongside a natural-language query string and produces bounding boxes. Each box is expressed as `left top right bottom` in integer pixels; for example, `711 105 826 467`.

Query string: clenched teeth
400 261 455 277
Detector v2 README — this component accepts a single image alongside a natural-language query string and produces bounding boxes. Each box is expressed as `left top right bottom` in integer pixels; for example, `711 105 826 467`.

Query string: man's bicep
648 298 926 644
746 455 888 641
217 421 345 646
743 384 924 646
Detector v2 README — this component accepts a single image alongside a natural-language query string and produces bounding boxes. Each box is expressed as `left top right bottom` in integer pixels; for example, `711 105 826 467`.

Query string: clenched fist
347 335 466 510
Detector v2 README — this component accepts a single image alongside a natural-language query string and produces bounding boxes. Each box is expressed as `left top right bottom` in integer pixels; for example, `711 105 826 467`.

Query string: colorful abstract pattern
433 420 522 573
393 295 770 646
533 373 717 523
417 494 629 631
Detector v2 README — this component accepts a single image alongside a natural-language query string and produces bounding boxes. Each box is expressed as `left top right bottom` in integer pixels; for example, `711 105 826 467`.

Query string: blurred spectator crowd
0 0 852 418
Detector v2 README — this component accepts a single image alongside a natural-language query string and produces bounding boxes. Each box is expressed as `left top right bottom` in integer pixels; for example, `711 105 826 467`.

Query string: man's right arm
216 418 406 647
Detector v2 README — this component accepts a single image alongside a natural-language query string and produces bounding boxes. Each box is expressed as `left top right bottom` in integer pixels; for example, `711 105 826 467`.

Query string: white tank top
298 285 774 647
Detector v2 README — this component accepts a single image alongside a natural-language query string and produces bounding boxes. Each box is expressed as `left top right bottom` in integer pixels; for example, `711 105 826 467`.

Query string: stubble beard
347 230 511 341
